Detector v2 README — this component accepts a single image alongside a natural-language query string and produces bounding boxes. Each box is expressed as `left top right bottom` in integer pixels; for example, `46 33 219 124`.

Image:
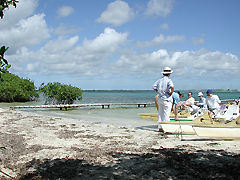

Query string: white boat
161 121 196 134
160 111 210 135
213 104 239 120
191 105 240 139
193 122 240 139
160 104 240 135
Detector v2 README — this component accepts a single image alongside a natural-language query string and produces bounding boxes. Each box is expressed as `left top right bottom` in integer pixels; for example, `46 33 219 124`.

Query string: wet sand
1 107 240 179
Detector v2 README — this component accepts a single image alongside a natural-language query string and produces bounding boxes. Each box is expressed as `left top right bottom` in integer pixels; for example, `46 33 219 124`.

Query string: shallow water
18 106 158 129
1 90 239 129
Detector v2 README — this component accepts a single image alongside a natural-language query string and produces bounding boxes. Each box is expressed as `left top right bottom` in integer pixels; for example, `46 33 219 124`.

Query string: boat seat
215 105 240 120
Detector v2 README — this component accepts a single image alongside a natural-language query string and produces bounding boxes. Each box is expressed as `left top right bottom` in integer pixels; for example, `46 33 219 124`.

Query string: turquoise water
1 90 239 129
80 90 240 104
80 90 155 104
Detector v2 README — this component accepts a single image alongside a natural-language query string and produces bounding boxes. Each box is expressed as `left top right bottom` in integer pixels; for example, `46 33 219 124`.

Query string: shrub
0 73 39 102
39 82 83 104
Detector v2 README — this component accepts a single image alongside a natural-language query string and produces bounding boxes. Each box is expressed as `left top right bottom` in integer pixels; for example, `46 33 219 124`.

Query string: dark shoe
158 128 164 133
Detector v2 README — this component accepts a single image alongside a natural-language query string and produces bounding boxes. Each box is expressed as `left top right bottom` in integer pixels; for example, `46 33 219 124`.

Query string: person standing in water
153 67 174 133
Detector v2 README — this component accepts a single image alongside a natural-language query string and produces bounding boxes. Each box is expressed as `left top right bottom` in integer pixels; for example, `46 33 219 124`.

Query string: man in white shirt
206 89 221 110
185 92 195 106
182 92 195 111
153 67 174 133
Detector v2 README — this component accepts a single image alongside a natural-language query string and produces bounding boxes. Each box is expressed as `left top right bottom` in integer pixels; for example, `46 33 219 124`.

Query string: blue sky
1 0 240 90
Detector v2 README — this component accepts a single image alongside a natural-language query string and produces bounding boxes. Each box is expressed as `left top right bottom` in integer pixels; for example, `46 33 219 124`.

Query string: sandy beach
1 107 240 179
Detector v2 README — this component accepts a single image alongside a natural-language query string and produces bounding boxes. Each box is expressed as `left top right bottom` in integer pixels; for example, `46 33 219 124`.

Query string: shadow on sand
136 125 158 131
19 148 240 179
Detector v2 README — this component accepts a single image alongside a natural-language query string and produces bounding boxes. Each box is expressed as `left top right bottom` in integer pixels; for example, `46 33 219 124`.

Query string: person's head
162 67 173 76
206 89 213 97
188 92 193 98
198 92 203 99
177 91 183 98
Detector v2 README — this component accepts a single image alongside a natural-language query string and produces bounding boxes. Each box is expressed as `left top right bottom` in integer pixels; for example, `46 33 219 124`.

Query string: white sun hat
198 92 203 97
162 67 173 74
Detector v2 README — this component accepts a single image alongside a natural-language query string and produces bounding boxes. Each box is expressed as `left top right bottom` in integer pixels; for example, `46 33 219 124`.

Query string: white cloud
41 36 79 54
82 27 128 54
153 34 185 44
57 6 74 17
7 20 239 82
96 0 135 26
145 0 175 17
7 27 128 76
0 14 50 53
137 34 185 48
0 0 38 29
111 49 240 79
160 23 169 30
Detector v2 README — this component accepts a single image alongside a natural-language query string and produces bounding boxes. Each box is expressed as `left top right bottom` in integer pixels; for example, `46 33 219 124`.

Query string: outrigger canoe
139 109 207 134
160 111 210 135
160 104 240 135
192 116 240 139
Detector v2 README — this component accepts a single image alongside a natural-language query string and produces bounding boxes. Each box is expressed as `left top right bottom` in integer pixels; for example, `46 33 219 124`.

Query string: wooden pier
9 99 237 111
10 102 155 110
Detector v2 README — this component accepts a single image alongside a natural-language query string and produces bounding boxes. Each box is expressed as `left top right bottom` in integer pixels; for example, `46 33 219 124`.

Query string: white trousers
158 98 172 129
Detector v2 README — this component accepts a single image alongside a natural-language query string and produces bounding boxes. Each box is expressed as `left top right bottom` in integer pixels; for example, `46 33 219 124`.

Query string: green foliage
0 46 11 76
39 82 83 105
0 73 39 102
0 0 18 18
0 0 18 78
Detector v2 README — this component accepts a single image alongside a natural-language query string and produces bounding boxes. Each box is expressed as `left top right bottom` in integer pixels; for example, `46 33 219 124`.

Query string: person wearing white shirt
153 67 174 133
185 92 195 106
182 92 195 112
206 89 221 110
198 92 207 109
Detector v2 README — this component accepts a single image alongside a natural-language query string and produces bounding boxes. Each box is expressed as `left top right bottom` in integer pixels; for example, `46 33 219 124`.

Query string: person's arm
206 98 210 109
168 86 174 96
217 96 221 105
152 80 159 93
155 94 159 111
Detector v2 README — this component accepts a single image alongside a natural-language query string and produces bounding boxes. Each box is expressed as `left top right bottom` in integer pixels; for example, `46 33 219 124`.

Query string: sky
0 0 240 90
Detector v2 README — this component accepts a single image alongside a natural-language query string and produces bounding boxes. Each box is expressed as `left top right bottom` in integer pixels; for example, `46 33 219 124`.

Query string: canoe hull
161 123 195 135
193 126 240 139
